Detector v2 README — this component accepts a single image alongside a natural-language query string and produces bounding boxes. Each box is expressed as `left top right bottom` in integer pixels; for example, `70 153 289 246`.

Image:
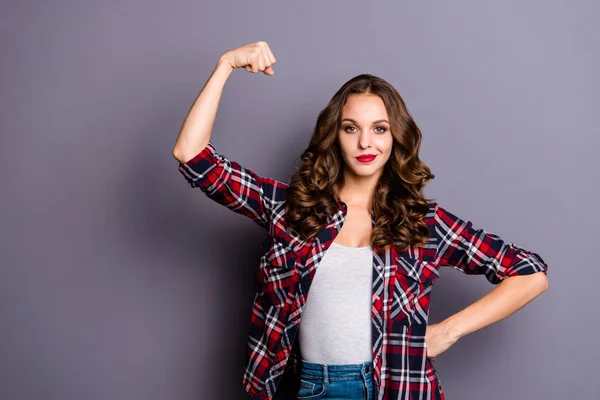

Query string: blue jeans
297 358 375 399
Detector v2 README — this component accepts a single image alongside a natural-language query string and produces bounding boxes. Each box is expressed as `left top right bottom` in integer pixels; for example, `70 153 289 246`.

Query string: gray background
1 1 597 399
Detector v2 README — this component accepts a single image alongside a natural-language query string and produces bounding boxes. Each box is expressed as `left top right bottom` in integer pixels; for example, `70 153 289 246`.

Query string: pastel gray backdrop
1 1 597 399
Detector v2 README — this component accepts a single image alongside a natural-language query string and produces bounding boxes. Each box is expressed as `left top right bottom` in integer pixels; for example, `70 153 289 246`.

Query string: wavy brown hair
284 74 436 253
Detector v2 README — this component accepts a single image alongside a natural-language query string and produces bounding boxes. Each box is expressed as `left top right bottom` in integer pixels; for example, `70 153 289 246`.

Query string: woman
173 41 549 400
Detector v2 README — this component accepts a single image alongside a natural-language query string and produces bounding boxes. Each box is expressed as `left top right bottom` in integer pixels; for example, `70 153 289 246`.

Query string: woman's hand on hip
425 322 459 361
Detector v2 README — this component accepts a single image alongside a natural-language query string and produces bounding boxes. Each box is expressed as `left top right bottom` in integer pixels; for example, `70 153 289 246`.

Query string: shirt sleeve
433 202 548 284
177 141 286 231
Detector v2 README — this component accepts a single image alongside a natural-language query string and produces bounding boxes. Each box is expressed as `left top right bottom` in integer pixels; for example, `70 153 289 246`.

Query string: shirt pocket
258 236 299 308
391 254 439 325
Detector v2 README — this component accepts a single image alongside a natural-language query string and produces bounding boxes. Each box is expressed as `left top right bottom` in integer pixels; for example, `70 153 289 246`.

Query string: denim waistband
300 358 374 382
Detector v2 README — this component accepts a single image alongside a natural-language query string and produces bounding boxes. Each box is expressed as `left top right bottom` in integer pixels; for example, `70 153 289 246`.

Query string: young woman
173 41 549 400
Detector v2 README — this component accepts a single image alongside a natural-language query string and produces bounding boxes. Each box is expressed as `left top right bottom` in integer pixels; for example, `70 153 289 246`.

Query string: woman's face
337 93 394 181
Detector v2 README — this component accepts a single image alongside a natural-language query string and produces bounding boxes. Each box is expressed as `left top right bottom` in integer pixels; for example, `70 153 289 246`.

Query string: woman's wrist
216 55 234 74
439 315 465 342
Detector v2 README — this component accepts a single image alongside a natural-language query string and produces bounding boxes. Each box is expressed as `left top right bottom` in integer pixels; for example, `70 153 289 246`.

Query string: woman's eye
343 126 386 133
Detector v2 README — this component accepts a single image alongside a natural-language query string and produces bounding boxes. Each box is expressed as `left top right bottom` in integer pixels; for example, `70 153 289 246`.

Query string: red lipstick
355 154 377 163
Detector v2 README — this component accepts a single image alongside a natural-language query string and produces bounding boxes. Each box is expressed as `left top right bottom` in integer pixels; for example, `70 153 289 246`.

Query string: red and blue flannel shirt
178 141 548 400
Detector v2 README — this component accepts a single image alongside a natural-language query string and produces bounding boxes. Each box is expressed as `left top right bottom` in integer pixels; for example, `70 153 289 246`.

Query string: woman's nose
358 133 371 149
359 139 372 149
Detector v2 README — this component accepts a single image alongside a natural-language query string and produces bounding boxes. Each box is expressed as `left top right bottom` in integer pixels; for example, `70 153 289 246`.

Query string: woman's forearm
440 272 548 341
172 57 234 164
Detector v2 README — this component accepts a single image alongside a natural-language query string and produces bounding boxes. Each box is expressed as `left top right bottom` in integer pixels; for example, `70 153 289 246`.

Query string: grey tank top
297 241 373 364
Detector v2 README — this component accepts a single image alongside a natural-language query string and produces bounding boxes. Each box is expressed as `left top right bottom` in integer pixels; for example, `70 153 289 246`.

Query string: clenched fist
220 41 277 76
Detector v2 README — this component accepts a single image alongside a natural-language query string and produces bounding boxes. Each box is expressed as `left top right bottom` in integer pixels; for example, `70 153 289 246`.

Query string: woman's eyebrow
341 118 390 124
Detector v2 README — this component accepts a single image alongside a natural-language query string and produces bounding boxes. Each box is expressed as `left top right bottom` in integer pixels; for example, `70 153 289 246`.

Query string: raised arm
177 141 289 230
172 42 281 230
433 202 548 284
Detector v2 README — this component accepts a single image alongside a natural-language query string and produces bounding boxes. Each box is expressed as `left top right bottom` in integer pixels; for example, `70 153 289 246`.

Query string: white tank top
298 241 373 364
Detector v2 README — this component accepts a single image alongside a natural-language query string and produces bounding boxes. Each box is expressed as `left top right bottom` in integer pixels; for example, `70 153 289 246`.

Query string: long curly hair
284 73 436 253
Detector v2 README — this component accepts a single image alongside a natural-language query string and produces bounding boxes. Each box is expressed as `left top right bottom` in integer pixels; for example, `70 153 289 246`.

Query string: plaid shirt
178 141 548 400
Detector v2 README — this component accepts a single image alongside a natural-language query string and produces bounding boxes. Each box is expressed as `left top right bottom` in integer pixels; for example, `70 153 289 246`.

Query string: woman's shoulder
262 177 289 199
423 199 439 221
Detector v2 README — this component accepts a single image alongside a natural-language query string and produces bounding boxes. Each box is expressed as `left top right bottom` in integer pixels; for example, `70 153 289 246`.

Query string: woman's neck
337 174 379 209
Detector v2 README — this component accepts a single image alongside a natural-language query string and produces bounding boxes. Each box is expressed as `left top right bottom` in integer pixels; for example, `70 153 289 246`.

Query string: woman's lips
355 154 377 163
